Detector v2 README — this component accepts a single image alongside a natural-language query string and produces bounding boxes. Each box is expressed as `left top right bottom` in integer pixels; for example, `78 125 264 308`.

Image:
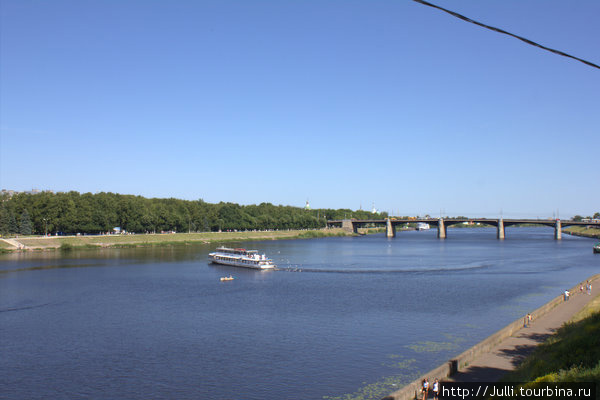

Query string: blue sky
1 0 598 218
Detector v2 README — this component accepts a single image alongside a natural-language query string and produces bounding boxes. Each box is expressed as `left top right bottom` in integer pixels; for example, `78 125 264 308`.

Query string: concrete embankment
0 238 27 250
384 273 600 400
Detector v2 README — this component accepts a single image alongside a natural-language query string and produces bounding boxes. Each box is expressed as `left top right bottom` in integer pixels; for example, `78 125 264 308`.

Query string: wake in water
276 263 491 274
0 262 110 274
0 302 59 313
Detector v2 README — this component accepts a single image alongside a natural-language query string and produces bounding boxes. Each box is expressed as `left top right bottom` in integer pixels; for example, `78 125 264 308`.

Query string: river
1 228 598 399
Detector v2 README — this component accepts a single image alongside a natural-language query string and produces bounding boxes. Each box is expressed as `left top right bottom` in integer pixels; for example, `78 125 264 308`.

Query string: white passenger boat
209 247 276 270
416 222 430 231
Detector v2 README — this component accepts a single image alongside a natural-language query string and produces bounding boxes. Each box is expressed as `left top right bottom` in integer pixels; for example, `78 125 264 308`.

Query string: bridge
327 218 600 240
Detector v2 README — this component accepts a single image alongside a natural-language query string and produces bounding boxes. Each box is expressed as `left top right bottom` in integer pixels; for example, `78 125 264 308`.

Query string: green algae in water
332 332 472 400
405 332 468 354
442 332 467 343
406 340 459 353
322 373 420 400
324 356 419 400
381 355 416 369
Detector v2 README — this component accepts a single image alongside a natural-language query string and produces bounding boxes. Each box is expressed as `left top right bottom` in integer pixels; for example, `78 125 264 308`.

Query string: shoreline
385 273 600 400
563 227 600 239
0 228 378 252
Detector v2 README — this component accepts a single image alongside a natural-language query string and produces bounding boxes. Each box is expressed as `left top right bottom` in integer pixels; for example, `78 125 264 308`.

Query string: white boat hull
209 254 276 270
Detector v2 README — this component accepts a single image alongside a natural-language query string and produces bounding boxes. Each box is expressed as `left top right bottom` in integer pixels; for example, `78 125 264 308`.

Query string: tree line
0 191 386 236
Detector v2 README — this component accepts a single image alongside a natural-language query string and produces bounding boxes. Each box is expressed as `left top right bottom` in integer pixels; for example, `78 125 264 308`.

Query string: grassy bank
563 226 600 239
7 228 356 251
501 292 600 386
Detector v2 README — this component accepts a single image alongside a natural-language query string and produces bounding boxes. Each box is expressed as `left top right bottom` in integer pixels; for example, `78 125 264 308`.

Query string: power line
412 0 600 70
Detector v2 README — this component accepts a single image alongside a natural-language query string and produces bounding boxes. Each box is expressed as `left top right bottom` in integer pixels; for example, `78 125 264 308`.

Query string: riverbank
0 228 365 252
385 273 600 400
563 226 600 239
500 291 600 385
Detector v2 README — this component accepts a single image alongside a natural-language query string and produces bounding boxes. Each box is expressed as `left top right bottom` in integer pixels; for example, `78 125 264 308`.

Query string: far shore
563 225 600 239
1 225 596 253
0 228 386 252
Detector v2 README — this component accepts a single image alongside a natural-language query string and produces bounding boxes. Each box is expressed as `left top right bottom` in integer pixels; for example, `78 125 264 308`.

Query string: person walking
421 378 429 400
432 378 439 400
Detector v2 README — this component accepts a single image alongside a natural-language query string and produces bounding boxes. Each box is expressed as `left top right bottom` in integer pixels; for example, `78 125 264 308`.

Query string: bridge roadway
327 218 600 239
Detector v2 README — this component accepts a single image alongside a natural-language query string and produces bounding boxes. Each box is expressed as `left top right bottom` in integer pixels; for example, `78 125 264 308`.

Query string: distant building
304 200 311 210
582 218 600 223
1 188 51 197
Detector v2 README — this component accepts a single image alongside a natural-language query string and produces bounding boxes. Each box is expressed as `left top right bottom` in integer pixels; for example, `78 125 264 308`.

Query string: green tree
0 206 9 235
8 210 18 234
0 190 387 234
20 209 33 235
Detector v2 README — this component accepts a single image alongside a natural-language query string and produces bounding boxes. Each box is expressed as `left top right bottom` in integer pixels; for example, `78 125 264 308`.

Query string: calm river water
1 228 598 399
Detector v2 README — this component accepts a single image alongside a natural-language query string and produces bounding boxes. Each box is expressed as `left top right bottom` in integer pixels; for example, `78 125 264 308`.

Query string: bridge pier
497 219 505 240
386 218 396 238
555 220 562 240
437 218 446 239
341 219 357 234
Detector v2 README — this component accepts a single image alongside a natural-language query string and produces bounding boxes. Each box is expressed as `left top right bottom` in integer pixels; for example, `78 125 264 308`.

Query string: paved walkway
449 285 597 382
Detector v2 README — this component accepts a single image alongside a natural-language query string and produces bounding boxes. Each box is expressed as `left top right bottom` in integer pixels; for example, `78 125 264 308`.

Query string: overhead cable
412 0 600 70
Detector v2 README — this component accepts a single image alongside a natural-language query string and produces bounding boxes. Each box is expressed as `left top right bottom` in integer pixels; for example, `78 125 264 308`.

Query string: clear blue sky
1 0 598 218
